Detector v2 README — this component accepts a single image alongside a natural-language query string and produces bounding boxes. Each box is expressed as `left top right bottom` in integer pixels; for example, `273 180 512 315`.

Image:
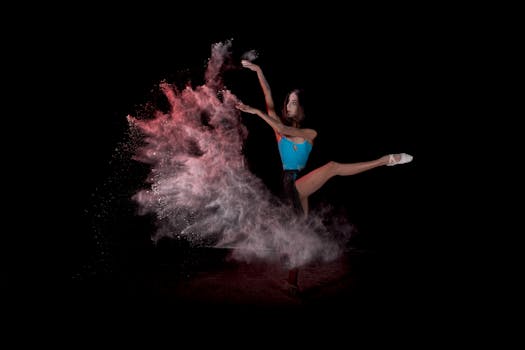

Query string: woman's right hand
241 60 259 72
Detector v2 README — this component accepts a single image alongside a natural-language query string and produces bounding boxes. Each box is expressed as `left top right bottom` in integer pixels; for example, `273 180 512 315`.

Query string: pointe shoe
387 153 413 166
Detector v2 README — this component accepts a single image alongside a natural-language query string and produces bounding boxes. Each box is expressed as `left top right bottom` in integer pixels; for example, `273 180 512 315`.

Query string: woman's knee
325 161 338 175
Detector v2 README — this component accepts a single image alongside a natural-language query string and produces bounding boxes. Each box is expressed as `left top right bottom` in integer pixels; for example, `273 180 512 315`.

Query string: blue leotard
277 136 313 171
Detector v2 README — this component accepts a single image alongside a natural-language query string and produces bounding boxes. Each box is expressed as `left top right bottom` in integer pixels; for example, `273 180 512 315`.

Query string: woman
235 60 413 294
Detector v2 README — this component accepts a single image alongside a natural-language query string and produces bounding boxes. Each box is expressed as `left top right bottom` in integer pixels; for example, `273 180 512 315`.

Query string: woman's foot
281 279 301 298
386 153 413 166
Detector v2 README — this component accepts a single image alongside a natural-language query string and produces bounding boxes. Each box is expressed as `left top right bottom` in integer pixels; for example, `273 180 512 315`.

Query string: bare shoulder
303 128 318 142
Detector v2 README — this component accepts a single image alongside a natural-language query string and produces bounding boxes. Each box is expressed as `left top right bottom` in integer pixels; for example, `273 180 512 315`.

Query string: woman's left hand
235 102 257 114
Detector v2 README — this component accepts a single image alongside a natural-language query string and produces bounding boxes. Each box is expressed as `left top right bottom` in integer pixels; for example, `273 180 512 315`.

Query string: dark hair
281 88 306 126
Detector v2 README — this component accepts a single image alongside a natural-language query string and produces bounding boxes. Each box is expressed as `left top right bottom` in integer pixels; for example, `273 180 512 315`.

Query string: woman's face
286 92 300 118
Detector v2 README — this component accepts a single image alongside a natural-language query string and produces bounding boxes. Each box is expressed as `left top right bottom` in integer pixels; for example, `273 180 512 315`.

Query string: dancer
235 60 413 295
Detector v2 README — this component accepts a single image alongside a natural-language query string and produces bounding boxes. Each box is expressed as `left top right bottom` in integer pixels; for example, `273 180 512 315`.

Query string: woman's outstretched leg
295 153 411 213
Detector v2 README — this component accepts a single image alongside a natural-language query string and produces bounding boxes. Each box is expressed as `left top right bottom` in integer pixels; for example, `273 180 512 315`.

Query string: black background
8 5 467 332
